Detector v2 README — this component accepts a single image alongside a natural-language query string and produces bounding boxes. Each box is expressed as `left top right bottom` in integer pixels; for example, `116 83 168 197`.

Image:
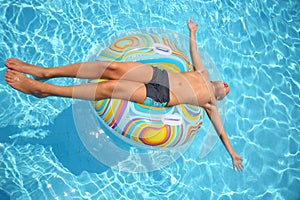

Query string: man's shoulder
193 69 209 77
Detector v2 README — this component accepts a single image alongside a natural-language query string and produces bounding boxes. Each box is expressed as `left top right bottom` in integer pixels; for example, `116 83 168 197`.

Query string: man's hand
231 153 244 172
187 17 198 33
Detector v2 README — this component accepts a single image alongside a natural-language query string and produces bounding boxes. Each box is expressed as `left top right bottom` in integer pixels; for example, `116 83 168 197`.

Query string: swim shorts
143 66 170 107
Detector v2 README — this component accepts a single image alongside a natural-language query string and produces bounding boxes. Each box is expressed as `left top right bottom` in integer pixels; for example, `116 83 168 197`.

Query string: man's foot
4 69 49 98
5 58 50 79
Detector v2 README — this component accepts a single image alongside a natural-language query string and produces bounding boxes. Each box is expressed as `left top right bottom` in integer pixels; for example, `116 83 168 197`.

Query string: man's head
212 80 230 101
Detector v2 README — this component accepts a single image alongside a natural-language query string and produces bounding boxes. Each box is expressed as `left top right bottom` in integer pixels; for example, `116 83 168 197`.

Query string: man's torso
167 71 214 106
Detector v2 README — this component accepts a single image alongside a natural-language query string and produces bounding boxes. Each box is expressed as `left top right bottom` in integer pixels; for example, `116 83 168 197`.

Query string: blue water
0 0 299 199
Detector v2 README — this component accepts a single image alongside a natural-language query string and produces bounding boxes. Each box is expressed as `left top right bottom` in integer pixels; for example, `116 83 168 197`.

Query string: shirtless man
4 19 243 171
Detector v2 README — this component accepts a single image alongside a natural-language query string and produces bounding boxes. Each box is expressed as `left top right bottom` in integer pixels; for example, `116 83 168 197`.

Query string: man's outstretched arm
205 103 244 172
187 17 208 75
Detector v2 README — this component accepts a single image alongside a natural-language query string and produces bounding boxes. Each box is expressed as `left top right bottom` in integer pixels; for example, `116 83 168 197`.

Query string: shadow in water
0 105 108 175
0 190 9 200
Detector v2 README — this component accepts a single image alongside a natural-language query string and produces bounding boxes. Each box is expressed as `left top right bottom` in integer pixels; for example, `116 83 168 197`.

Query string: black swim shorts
144 66 170 107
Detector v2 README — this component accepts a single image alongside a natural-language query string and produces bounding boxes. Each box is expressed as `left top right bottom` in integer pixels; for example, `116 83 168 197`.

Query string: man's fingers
187 17 194 24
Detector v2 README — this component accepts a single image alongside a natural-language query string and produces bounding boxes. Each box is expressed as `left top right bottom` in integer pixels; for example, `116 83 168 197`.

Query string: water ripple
0 0 300 199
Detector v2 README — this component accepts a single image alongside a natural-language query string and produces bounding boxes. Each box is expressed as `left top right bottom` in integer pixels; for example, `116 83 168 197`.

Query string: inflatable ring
90 33 204 149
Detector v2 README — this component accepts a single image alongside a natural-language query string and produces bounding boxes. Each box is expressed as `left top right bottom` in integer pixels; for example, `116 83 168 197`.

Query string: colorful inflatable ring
91 33 204 149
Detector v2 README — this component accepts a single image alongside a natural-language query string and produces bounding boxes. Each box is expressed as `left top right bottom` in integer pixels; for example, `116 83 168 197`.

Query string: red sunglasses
223 82 229 88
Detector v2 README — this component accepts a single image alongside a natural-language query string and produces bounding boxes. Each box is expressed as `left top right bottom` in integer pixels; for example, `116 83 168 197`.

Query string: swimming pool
0 0 299 199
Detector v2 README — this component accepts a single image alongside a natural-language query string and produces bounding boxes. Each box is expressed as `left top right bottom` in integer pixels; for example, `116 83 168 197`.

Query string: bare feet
5 58 50 79
4 69 49 98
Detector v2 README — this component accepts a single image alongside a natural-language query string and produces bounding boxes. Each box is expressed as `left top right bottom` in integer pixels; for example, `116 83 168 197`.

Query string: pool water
0 0 299 199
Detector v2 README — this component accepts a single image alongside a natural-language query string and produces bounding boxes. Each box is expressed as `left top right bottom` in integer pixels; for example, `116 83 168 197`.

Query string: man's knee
106 61 149 81
105 61 123 79
95 81 116 99
107 61 119 70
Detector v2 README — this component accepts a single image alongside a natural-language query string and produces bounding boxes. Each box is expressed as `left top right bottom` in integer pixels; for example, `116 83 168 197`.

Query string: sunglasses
223 82 229 88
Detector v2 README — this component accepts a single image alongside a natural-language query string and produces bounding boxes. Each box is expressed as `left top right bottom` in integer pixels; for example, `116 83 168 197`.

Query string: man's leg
5 58 153 83
5 69 146 103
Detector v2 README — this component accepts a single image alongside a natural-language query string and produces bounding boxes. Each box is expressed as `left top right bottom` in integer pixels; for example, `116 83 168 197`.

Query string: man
4 18 243 171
